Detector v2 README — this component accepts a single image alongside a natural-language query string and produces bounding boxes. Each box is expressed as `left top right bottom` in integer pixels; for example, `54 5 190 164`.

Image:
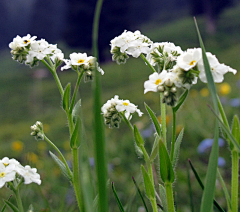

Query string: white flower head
17 165 41 185
177 48 202 71
0 163 16 188
144 70 168 94
198 52 237 83
9 34 37 50
70 53 89 66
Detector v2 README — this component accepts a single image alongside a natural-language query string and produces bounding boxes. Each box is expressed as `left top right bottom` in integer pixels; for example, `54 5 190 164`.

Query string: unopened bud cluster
30 121 44 140
158 80 178 106
103 104 122 128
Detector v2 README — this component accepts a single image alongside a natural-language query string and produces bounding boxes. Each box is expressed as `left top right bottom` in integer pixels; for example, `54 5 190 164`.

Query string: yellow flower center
78 59 85 64
155 79 161 85
3 163 8 166
189 60 196 66
123 102 129 106
0 172 5 178
23 40 30 44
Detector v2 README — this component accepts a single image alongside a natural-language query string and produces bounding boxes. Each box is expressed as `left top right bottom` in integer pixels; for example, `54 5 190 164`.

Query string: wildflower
198 52 237 83
200 88 209 97
177 48 202 71
144 71 168 94
0 163 16 188
230 98 240 107
9 34 37 50
219 82 231 95
11 140 23 152
30 121 44 140
17 165 41 185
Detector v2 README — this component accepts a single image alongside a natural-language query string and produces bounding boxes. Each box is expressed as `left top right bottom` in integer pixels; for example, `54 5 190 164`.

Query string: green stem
15 188 24 212
165 182 175 212
150 197 158 212
72 147 83 211
160 93 167 146
41 59 64 97
140 54 156 73
170 109 176 161
231 151 239 212
121 112 134 132
44 135 72 180
69 70 84 113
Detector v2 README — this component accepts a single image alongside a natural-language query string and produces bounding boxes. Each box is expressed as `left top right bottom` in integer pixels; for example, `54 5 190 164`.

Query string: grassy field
1 4 240 211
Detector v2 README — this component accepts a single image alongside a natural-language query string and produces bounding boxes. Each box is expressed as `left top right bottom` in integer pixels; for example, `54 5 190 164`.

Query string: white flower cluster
0 157 41 188
61 52 104 80
9 34 64 67
110 31 237 106
110 30 152 64
101 95 143 128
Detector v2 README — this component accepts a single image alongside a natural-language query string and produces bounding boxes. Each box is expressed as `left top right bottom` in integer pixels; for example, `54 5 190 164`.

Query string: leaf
133 125 144 148
150 135 160 163
159 184 168 212
187 167 194 212
141 165 155 199
4 200 19 212
217 169 231 211
49 151 72 182
231 115 240 146
159 140 175 183
70 117 82 149
132 177 149 212
208 106 240 153
172 89 188 113
188 160 225 212
172 128 184 168
72 99 81 124
62 83 71 111
144 103 162 137
112 182 125 212
217 96 230 133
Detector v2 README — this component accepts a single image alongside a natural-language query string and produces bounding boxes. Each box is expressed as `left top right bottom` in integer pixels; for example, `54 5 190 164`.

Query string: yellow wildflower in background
27 152 38 164
11 140 23 152
158 115 171 125
219 82 231 95
200 88 209 97
38 141 47 151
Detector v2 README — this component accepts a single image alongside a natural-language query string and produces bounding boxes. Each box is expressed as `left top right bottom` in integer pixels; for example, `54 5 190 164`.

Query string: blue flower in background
230 98 240 107
218 157 226 167
197 138 224 154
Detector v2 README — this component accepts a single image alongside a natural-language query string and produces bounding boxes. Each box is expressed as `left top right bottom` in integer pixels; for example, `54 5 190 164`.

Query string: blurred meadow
1 1 240 211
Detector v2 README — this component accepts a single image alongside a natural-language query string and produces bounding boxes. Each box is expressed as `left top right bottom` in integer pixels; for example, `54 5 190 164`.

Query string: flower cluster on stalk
101 95 143 128
0 157 41 188
9 34 64 67
110 31 237 106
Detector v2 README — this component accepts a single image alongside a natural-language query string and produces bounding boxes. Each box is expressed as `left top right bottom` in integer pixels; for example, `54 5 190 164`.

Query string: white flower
0 163 16 188
126 40 150 58
144 70 168 94
177 48 202 71
70 53 89 66
9 34 37 50
17 165 41 185
0 157 20 167
198 52 237 83
101 95 120 115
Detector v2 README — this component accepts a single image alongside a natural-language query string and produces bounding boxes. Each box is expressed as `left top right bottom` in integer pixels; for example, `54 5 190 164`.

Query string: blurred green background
1 3 240 212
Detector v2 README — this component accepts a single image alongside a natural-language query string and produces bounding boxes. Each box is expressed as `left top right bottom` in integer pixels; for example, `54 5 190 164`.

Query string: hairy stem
165 182 175 212
231 151 239 212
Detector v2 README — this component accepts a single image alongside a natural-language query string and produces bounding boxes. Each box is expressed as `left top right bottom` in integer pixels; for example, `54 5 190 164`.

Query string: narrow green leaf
187 167 194 212
172 89 188 113
159 140 175 183
144 103 162 137
141 165 155 199
208 106 240 152
112 182 125 212
172 128 184 168
62 83 71 111
217 96 230 132
49 151 72 181
159 184 168 212
1 196 12 212
134 125 144 147
72 99 81 124
231 115 240 145
132 177 149 212
217 169 231 211
70 117 82 149
188 160 225 212
4 200 19 212
150 135 160 163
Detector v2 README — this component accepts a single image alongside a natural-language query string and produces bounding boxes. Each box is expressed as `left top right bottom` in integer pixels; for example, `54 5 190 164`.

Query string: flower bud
163 90 169 97
157 85 165 92
170 87 177 93
165 79 173 87
30 121 44 141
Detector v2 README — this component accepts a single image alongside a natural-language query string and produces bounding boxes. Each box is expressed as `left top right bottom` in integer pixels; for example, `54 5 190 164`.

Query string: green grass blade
208 106 240 152
217 169 231 211
112 182 126 212
187 167 194 212
1 196 12 212
194 18 220 212
217 96 230 131
92 0 108 211
132 177 149 212
188 160 225 212
4 200 19 212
